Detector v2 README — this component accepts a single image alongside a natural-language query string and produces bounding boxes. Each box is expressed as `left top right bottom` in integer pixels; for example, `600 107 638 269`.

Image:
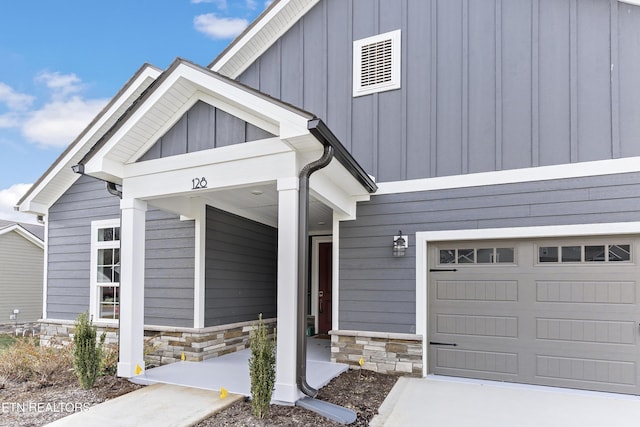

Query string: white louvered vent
353 30 401 97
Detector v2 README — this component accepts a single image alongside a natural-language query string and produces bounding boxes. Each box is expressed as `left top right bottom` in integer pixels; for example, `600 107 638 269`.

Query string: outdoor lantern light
393 231 408 257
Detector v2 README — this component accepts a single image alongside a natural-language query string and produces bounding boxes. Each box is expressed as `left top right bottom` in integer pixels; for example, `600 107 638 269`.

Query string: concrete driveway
372 376 640 427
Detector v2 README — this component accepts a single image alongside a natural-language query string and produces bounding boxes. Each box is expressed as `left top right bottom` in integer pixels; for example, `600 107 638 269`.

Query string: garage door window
538 244 630 263
439 247 515 264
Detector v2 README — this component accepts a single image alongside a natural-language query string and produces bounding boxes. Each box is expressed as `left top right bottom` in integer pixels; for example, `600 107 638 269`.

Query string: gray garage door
429 236 640 394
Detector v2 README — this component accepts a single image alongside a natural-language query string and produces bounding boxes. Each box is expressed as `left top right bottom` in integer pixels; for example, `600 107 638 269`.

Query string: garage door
429 237 640 394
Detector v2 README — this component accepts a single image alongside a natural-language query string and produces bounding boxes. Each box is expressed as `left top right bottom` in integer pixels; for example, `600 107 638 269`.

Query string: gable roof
0 220 44 248
16 64 162 215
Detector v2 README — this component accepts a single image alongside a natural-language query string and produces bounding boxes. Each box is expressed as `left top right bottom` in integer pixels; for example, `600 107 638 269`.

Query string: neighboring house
0 220 44 325
15 0 640 402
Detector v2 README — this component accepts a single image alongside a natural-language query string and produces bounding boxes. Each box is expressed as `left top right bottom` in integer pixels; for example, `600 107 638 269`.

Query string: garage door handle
429 341 458 347
429 268 458 272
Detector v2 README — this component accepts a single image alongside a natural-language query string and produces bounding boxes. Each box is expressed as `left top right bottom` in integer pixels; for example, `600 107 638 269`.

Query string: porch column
117 198 147 378
273 177 302 404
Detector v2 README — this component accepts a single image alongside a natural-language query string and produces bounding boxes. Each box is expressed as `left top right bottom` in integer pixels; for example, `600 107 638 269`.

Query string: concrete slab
372 376 640 427
45 383 242 427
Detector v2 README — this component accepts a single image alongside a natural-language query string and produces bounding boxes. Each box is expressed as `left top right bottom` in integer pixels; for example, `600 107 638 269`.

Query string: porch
132 337 347 397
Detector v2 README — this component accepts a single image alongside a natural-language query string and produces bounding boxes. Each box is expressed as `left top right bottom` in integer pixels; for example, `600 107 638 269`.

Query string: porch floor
131 337 348 396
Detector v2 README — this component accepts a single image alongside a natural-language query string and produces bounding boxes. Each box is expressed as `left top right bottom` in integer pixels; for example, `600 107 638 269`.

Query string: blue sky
0 0 268 222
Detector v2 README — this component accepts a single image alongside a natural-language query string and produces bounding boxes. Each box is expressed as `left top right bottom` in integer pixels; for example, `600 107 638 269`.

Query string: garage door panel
536 318 636 345
536 280 636 304
429 236 640 394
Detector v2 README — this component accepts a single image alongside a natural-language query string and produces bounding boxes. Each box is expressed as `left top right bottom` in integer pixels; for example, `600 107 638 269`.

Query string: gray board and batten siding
339 171 640 334
205 206 277 327
47 175 195 327
237 0 640 183
139 100 275 161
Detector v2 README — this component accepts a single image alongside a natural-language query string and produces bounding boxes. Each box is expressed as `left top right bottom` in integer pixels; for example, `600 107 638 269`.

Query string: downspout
297 143 334 398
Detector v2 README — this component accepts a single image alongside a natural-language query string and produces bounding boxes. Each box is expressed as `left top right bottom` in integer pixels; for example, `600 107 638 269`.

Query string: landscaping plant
248 313 276 419
72 311 106 389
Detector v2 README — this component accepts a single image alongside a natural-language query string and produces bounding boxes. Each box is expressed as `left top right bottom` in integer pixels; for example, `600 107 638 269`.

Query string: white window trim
353 29 401 97
415 221 640 378
90 218 121 325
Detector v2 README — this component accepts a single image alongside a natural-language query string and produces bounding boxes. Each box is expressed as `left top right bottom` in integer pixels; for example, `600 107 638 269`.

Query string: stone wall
39 318 276 366
331 330 423 376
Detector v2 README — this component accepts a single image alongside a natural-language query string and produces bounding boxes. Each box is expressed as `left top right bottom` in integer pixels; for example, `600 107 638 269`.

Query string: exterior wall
339 172 640 334
139 100 275 161
205 206 277 326
40 318 276 365
47 175 195 327
239 0 640 183
0 231 43 324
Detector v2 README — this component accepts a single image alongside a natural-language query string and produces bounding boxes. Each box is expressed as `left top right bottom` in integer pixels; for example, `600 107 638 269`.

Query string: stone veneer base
39 318 276 366
330 329 423 376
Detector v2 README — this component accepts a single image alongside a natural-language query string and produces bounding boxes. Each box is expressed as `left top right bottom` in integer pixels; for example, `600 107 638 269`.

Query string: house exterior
0 220 44 325
16 0 640 401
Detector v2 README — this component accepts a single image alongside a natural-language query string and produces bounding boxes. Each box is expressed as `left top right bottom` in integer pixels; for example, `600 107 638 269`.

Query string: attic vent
353 30 401 97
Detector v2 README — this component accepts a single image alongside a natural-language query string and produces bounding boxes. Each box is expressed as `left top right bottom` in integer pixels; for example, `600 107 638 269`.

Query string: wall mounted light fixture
393 231 408 257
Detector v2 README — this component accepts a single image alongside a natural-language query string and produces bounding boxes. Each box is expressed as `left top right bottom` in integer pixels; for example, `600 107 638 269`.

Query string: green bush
248 314 276 419
72 312 106 389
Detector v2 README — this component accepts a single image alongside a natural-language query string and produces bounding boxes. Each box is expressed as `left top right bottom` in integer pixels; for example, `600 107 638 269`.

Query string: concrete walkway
45 383 242 427
372 376 640 427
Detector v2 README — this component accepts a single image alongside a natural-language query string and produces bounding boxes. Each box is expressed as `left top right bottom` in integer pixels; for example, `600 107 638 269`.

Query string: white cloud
194 13 248 39
35 71 84 101
245 0 257 9
0 82 35 111
22 97 107 148
0 183 38 223
0 112 19 128
191 0 227 8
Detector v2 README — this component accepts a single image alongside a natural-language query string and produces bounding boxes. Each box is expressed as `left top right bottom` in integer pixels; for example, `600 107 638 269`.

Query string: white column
117 198 147 378
193 202 207 328
273 177 302 404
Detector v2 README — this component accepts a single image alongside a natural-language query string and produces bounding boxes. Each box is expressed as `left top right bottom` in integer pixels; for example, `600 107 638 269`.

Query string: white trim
89 218 121 324
211 0 321 79
619 0 640 6
376 156 640 195
42 217 49 320
331 212 343 331
193 202 207 328
415 221 640 378
311 235 332 334
353 29 402 97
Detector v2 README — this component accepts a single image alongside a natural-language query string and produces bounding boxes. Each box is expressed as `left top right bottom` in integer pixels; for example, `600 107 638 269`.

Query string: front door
317 242 332 334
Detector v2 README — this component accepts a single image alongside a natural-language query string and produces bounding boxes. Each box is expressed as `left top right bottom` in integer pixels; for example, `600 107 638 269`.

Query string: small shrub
248 314 276 419
73 312 106 389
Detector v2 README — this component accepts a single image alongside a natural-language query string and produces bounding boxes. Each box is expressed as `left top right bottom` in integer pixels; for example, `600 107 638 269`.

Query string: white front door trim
415 221 640 378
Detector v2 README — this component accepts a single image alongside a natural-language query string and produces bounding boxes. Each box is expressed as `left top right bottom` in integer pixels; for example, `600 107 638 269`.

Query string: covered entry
428 235 640 394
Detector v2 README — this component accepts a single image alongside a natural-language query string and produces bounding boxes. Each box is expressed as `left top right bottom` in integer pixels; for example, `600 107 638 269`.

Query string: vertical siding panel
569 0 579 162
576 0 612 162
280 22 303 107
187 101 214 153
351 0 377 176
326 0 351 148
406 0 432 179
618 2 640 157
239 61 260 89
461 0 469 174
401 0 408 180
531 0 540 167
258 42 282 99
501 0 533 170
377 0 404 182
436 0 463 177
495 0 503 170
160 114 187 157
302 1 327 118
468 0 497 173
538 0 571 166
215 108 246 147
610 0 620 158
430 0 438 176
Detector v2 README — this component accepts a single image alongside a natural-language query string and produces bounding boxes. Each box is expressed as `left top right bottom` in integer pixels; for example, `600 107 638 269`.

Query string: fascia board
16 65 161 211
210 0 321 79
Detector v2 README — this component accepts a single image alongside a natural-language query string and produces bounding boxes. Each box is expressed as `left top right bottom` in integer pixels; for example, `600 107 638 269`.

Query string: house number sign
191 177 208 190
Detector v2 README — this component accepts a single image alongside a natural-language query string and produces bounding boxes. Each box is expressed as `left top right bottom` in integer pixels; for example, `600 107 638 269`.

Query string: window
353 30 401 97
439 247 515 265
538 243 631 264
91 219 121 321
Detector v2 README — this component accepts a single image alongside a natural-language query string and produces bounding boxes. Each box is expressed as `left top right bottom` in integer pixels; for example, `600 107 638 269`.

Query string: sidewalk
45 383 242 427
